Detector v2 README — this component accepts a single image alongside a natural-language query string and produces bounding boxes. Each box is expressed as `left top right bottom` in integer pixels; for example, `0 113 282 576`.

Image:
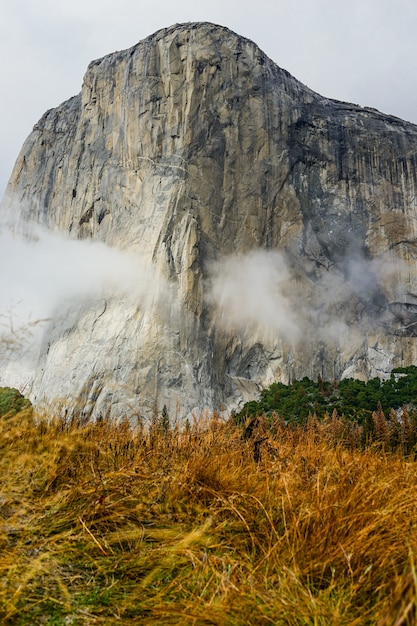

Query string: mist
206 249 300 343
0 220 169 367
2 205 414 398
206 246 414 351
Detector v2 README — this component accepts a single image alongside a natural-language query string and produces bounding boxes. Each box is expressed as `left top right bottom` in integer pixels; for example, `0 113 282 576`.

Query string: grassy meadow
0 404 417 625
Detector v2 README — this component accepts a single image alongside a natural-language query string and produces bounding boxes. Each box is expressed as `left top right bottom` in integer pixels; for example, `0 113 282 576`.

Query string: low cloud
206 249 300 343
206 246 415 350
0 219 170 365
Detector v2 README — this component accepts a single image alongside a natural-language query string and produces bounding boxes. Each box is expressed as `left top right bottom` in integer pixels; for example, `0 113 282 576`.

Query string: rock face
3 22 417 419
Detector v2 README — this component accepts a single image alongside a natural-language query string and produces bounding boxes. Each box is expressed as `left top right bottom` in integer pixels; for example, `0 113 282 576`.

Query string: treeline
236 365 417 423
235 365 417 455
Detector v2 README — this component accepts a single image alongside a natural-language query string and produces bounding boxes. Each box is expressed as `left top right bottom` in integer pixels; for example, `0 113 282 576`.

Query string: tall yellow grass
0 408 416 624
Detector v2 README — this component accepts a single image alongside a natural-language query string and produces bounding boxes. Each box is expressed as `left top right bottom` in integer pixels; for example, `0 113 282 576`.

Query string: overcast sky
1 0 417 195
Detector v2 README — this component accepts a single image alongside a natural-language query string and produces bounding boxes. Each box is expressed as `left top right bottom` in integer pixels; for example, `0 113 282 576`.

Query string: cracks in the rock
91 300 108 335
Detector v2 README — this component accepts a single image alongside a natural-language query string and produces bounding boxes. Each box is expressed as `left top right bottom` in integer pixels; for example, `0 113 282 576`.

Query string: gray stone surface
3 22 417 419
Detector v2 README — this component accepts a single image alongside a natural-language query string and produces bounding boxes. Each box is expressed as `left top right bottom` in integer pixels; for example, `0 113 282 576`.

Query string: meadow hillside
1 400 417 625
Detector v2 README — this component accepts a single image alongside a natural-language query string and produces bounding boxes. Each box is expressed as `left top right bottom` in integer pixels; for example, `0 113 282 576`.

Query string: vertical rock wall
3 22 417 418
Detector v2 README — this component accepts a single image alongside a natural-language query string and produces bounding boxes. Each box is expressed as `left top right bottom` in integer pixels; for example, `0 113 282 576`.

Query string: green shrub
0 387 32 417
235 366 417 426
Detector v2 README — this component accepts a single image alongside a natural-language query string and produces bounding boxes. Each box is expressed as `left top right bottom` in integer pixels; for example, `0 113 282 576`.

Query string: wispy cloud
206 249 300 343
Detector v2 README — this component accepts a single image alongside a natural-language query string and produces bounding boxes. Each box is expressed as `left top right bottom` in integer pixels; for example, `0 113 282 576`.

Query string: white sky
1 0 417 195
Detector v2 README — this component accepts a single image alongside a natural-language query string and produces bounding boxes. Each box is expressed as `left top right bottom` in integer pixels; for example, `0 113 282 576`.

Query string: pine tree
160 404 170 436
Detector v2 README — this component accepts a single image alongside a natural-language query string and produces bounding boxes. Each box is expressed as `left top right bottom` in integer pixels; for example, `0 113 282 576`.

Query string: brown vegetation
0 407 416 624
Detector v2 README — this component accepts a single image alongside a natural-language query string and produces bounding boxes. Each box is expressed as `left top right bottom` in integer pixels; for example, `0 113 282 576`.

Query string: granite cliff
3 22 417 419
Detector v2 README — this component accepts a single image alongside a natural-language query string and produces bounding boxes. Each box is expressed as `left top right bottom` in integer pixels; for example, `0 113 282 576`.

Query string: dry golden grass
0 408 416 624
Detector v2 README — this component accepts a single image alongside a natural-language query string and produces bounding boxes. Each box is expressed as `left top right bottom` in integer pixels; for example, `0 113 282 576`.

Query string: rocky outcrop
3 22 417 419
